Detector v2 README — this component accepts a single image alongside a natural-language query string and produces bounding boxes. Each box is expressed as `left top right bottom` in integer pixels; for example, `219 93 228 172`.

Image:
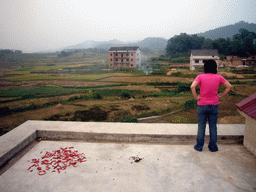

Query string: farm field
0 52 255 135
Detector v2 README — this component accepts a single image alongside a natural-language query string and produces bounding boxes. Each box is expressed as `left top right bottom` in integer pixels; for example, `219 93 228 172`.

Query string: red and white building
108 46 141 68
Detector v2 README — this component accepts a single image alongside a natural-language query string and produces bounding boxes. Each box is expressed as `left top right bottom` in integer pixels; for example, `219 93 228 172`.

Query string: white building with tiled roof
190 49 220 71
108 46 141 68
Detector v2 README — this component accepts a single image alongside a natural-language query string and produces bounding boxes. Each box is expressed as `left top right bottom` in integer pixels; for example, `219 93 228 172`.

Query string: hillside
62 21 256 52
196 21 256 40
64 39 125 50
129 37 167 51
64 37 167 51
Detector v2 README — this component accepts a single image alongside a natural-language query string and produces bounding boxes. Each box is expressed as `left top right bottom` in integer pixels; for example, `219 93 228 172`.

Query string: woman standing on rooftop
190 60 232 152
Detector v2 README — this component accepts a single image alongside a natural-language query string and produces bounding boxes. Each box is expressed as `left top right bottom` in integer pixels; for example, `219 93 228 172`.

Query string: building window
121 59 123 62
131 53 133 56
121 54 123 57
110 59 112 61
115 53 118 56
131 59 133 61
126 53 129 56
110 54 112 56
115 59 118 61
195 60 199 63
126 59 129 61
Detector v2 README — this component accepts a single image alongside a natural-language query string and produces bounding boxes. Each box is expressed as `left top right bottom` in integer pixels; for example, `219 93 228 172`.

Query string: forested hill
196 21 256 40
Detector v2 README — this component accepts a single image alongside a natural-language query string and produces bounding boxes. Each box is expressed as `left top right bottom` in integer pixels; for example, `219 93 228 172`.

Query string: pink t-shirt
195 73 227 105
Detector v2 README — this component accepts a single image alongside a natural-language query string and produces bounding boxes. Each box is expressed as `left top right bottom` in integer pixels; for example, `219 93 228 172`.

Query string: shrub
68 96 80 102
176 83 191 93
93 93 102 100
21 95 34 99
170 71 182 77
89 106 107 121
170 57 190 63
120 90 132 99
0 107 11 116
228 90 245 97
110 110 132 122
138 110 160 118
74 106 108 122
182 99 197 111
120 116 138 123
131 104 150 111
28 103 37 110
146 81 179 86
231 68 256 74
79 95 90 100
11 107 26 113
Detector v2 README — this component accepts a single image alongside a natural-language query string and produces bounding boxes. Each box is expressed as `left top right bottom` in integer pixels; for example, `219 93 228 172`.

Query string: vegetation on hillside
166 29 256 59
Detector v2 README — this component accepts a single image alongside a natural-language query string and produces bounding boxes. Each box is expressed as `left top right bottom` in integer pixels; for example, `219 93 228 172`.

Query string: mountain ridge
64 37 168 51
196 21 256 39
62 21 256 51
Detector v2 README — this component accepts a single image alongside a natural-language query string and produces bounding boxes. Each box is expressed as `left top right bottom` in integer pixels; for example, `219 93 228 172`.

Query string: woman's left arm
218 81 232 98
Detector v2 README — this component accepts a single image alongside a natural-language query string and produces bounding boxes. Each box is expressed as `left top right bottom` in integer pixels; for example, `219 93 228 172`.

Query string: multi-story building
108 46 141 68
190 49 220 71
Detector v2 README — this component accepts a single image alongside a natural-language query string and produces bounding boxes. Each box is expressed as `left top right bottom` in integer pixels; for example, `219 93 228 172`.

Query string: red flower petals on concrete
27 147 86 175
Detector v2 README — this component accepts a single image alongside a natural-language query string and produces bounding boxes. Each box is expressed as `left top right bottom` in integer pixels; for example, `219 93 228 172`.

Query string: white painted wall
190 55 220 71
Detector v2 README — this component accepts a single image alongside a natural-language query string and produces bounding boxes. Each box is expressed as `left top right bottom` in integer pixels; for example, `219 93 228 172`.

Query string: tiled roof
191 49 219 56
236 92 256 119
109 46 140 51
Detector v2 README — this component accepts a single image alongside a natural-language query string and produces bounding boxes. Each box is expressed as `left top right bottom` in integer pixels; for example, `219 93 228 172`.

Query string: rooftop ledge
0 120 245 167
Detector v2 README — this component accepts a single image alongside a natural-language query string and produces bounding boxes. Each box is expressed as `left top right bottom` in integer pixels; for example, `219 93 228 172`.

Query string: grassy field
0 52 255 135
3 73 116 82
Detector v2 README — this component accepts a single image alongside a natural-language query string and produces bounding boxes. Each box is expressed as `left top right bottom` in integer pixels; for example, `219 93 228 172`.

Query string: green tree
58 51 72 57
231 29 256 57
166 33 205 57
166 28 256 59
202 39 213 49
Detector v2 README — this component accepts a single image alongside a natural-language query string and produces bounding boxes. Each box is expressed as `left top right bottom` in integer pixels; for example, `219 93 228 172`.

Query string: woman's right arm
191 80 202 100
218 81 232 98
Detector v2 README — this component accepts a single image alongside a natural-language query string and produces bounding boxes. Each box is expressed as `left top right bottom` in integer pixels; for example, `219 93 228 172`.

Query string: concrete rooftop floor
0 121 255 192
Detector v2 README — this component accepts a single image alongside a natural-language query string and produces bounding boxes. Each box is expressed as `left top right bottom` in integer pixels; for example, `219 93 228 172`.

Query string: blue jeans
194 105 219 151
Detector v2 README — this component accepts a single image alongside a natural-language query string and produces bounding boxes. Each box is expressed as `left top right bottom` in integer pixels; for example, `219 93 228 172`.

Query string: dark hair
204 60 217 74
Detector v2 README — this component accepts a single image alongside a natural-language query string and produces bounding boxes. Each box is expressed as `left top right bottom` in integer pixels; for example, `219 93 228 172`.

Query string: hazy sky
0 0 255 53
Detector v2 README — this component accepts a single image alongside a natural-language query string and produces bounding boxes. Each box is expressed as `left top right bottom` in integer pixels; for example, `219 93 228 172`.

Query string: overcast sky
0 0 255 53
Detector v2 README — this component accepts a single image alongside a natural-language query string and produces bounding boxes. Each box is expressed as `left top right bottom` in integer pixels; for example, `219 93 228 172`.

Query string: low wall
0 120 245 167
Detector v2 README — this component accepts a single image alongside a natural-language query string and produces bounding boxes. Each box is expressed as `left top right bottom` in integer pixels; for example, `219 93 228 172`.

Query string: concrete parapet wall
0 120 245 167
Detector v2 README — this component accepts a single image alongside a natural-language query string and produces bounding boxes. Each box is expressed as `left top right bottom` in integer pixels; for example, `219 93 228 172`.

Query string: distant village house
223 56 256 68
108 46 141 68
190 49 220 71
225 56 243 66
243 56 256 67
